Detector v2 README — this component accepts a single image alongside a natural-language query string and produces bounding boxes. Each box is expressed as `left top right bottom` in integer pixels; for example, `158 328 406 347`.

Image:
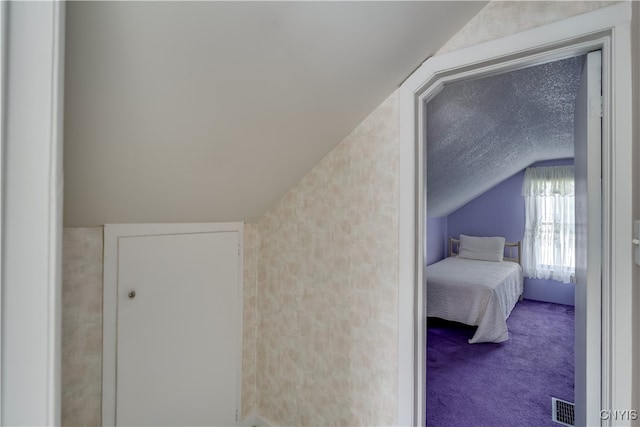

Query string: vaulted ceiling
63 1 488 226
426 55 585 217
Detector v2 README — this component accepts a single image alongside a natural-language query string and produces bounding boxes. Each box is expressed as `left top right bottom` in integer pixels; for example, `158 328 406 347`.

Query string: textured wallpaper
438 1 617 55
255 92 400 426
62 227 103 427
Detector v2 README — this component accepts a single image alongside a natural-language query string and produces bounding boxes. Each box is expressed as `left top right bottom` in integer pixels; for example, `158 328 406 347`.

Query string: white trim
398 3 633 426
1 2 64 424
402 3 631 93
49 2 65 423
397 85 417 426
575 48 604 427
236 225 245 426
606 17 634 424
634 4 640 426
0 2 7 421
102 222 245 426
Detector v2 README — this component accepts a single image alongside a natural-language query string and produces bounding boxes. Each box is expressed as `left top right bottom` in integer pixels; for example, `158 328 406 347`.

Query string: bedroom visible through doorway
398 5 634 426
423 51 600 426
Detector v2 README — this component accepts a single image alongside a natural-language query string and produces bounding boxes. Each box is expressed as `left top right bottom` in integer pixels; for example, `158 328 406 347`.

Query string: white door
103 224 242 426
573 50 601 427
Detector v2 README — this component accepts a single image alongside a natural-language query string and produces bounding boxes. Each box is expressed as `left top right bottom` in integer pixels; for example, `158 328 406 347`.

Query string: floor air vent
552 397 575 426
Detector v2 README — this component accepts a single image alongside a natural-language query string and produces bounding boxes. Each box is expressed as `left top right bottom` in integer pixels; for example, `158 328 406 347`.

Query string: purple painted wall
426 217 447 265
447 170 525 243
443 158 575 306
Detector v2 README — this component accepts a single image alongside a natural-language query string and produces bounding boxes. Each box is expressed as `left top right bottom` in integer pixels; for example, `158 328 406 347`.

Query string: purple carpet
427 299 574 427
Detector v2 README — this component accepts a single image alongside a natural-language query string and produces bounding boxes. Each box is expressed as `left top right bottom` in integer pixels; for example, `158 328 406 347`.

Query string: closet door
103 224 242 426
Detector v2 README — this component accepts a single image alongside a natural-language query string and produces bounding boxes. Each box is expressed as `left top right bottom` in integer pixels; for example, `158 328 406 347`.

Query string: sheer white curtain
521 165 575 283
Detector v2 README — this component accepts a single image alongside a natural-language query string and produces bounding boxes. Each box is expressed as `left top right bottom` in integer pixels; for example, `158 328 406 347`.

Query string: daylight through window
521 165 575 283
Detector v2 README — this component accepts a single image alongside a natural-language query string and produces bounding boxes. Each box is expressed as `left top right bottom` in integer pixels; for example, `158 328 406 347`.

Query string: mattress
426 256 523 344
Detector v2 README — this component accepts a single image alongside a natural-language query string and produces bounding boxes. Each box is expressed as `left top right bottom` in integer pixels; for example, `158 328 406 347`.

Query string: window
521 166 575 283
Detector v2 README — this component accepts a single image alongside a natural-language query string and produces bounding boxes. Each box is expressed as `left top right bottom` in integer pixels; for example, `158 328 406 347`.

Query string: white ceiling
63 1 488 226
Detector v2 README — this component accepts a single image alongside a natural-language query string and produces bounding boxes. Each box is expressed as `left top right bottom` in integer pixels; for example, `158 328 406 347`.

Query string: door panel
116 231 239 426
573 50 602 427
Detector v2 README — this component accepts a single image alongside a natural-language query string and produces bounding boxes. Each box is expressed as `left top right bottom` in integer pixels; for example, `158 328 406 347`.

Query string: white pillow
458 234 505 262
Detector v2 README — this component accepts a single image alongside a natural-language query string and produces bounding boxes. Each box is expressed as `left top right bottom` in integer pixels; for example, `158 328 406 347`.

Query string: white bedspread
426 257 523 344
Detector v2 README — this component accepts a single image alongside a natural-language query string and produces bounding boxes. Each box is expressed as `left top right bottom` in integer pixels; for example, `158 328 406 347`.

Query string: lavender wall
444 158 575 306
426 217 447 265
447 170 525 243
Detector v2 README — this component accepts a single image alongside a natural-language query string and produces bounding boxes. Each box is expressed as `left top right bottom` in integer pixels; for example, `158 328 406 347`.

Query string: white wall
1 2 65 425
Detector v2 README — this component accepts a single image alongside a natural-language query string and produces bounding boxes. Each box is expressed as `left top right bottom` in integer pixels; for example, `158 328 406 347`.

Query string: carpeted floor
426 299 574 427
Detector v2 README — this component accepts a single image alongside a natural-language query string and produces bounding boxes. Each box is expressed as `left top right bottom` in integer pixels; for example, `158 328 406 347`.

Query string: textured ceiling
426 55 585 217
63 1 488 226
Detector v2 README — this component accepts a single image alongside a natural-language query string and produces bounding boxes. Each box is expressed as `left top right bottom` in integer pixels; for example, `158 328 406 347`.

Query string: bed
427 235 523 344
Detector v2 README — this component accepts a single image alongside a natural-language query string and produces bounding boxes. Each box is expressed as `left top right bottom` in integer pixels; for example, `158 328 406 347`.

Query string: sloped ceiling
426 55 585 217
63 1 488 226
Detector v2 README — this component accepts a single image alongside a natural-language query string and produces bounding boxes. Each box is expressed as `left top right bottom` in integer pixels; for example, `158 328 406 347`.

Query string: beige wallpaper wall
255 92 400 426
61 2 619 426
62 227 103 426
437 0 617 55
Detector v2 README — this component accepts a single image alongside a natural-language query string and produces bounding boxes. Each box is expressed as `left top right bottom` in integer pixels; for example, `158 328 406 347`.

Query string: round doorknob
128 290 136 299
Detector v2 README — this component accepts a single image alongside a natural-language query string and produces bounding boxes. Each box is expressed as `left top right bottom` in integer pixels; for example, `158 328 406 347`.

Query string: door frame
397 3 633 426
102 222 245 426
1 2 65 425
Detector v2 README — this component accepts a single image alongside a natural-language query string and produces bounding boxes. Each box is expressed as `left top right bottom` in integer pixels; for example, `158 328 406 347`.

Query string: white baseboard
238 414 274 427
